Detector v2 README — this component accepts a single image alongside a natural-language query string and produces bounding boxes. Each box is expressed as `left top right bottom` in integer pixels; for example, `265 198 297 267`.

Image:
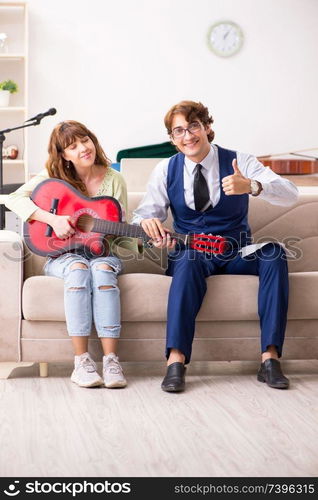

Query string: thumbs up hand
222 158 251 195
232 158 241 175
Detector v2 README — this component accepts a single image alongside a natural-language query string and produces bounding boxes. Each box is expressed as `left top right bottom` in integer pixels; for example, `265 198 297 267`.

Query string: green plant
0 79 18 93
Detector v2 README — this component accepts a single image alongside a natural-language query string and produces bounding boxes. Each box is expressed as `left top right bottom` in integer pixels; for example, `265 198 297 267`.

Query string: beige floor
0 360 317 477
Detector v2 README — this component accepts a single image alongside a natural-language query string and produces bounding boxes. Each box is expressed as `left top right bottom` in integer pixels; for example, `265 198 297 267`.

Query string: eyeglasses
171 121 202 139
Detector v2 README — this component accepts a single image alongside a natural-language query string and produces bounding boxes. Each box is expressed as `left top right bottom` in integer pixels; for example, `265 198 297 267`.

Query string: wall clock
207 21 244 57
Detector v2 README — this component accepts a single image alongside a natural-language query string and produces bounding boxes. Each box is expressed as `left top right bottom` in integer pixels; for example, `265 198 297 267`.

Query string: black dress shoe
257 358 289 389
161 362 186 392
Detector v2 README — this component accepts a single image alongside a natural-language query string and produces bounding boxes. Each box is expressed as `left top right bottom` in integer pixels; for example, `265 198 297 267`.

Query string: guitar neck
92 218 187 244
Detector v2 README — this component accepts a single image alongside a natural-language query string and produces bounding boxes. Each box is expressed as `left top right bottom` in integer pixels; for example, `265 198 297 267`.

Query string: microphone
26 108 57 123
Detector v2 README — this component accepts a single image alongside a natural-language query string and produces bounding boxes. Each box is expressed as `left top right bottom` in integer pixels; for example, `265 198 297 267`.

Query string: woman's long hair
45 120 111 194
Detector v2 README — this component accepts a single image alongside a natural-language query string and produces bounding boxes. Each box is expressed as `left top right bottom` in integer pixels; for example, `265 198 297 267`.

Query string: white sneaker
103 353 127 388
71 352 104 388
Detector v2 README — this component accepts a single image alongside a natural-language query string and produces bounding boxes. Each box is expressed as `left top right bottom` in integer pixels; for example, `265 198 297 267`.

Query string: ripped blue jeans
44 253 122 338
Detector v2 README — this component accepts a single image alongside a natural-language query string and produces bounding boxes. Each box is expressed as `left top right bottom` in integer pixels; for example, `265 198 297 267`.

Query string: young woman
6 120 138 389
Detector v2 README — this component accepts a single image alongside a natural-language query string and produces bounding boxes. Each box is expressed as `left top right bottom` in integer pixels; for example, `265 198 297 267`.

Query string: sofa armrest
0 230 23 361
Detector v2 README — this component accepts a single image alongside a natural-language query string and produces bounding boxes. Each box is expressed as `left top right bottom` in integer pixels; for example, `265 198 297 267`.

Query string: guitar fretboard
92 218 187 243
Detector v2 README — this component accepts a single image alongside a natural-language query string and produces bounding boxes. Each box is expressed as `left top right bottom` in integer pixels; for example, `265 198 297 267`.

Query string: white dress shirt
132 144 299 256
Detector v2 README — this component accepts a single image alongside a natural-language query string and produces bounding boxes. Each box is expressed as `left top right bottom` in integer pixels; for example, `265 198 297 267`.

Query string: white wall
21 0 318 171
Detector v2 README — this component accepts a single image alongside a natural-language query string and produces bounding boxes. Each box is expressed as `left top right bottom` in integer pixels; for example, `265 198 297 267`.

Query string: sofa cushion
22 272 318 322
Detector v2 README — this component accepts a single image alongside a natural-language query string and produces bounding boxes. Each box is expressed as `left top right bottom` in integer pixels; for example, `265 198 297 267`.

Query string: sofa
1 159 318 377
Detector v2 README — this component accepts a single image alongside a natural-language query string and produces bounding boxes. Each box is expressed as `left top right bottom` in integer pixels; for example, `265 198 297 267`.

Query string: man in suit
132 100 298 392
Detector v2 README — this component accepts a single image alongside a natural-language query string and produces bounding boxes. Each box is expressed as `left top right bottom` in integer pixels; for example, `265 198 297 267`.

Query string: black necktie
193 164 211 211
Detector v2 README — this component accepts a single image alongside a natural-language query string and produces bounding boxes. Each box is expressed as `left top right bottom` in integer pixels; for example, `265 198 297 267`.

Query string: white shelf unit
0 53 24 59
0 2 28 183
0 2 28 230
0 106 26 111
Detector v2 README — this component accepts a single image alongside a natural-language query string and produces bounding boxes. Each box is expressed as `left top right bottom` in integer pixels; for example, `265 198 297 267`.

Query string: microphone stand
0 117 43 230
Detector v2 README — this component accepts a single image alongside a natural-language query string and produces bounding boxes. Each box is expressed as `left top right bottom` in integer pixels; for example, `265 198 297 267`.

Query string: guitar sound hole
76 214 94 233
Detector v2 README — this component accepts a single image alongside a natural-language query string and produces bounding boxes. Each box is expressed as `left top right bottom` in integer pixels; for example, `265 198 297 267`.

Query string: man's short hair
164 100 215 142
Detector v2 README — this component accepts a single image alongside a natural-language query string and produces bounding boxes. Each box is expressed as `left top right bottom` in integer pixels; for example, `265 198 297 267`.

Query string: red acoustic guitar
24 179 227 257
